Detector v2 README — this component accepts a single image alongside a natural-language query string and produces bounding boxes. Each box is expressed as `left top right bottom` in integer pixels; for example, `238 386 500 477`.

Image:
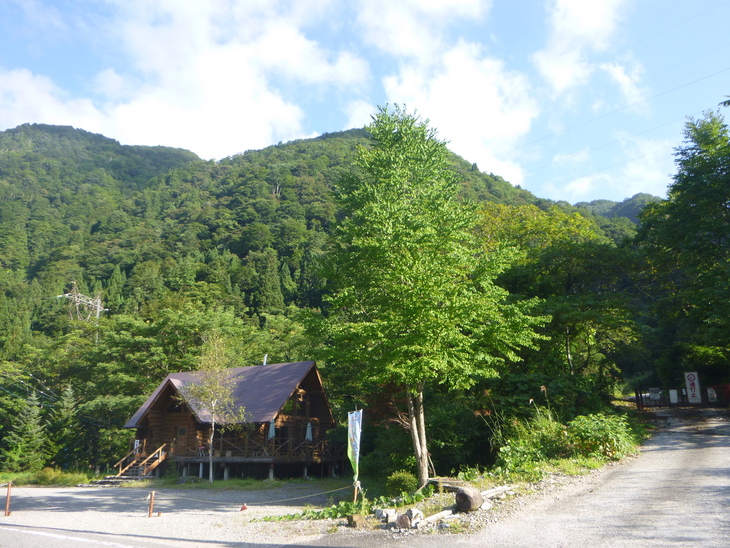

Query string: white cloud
533 0 630 95
552 148 590 164
382 40 538 184
615 136 673 199
343 99 376 130
0 69 104 132
599 61 646 106
252 22 369 86
0 1 375 159
542 135 674 202
356 0 490 61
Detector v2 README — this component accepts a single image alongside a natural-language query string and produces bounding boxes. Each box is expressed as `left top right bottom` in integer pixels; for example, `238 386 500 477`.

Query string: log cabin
118 360 343 480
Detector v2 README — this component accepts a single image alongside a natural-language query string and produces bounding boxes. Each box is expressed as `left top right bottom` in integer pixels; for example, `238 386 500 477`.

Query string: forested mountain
575 193 663 223
0 117 719 477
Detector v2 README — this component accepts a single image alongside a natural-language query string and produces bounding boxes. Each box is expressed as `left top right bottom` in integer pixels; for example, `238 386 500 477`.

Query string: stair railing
138 444 168 476
115 448 143 477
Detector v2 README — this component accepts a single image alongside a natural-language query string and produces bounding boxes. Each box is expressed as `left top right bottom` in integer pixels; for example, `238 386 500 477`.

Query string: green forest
0 104 727 480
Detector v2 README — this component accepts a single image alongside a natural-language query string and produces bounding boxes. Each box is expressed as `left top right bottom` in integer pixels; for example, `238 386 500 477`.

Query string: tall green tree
47 385 81 469
177 329 246 483
1 391 48 472
323 106 544 486
638 110 730 383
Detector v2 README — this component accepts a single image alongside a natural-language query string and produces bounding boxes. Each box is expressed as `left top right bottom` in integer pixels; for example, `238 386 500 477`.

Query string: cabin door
170 418 192 456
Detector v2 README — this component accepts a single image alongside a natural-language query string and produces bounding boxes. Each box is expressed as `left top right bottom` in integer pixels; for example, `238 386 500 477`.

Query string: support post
199 462 204 478
148 491 155 518
224 465 230 481
269 463 274 481
4 481 11 517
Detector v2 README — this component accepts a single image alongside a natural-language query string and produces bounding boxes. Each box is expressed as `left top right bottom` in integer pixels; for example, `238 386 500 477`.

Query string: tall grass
0 467 92 486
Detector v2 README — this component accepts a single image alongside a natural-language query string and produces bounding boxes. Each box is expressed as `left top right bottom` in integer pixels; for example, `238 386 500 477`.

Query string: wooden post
148 491 155 518
353 483 359 504
4 481 11 517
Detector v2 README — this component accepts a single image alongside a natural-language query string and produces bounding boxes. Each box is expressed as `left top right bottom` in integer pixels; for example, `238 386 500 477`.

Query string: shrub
493 405 572 478
385 470 418 497
568 413 636 460
35 467 64 484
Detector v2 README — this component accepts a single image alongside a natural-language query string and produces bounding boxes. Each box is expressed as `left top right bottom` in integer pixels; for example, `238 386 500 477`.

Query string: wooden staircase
92 443 168 486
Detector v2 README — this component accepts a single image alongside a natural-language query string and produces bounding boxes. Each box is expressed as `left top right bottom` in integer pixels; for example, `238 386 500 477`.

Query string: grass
122 475 352 492
0 467 93 486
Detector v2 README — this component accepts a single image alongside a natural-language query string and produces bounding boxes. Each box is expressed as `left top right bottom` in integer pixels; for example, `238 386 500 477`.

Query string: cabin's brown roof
124 360 328 428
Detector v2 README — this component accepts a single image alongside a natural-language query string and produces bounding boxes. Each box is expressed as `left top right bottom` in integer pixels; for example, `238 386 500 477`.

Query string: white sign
684 372 702 404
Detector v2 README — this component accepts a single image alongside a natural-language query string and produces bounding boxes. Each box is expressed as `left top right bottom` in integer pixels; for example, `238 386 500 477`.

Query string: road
309 407 730 548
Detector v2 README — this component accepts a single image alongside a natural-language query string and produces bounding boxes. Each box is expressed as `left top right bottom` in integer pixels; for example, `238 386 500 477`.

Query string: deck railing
167 437 342 461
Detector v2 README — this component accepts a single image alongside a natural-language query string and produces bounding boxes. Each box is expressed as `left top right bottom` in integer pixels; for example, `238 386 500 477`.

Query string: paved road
310 408 730 548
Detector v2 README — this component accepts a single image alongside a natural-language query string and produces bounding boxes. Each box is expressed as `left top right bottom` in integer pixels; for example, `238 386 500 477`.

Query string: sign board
669 390 678 404
684 372 702 404
649 388 661 401
708 387 717 403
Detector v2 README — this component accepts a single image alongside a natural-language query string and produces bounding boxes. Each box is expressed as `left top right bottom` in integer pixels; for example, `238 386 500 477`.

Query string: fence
634 384 730 410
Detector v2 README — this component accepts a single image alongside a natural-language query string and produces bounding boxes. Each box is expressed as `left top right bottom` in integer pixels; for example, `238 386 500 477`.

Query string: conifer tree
1 391 48 472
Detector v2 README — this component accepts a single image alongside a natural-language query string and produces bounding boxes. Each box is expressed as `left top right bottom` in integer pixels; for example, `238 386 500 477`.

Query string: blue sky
1 0 729 203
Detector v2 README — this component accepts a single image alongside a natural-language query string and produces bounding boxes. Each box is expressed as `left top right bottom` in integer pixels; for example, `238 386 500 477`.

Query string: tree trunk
208 420 215 484
565 326 574 375
406 386 429 488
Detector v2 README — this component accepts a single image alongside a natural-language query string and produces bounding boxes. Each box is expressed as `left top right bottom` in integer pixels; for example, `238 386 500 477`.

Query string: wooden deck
116 436 344 476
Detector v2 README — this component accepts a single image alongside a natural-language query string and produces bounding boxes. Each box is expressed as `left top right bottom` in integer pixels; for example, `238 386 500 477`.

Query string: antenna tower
57 281 108 322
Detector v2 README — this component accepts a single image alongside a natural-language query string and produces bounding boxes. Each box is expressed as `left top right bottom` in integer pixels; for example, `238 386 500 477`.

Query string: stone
395 513 412 529
347 514 366 528
455 486 484 512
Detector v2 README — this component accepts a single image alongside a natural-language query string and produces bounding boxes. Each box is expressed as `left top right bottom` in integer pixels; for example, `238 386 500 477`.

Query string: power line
503 66 730 155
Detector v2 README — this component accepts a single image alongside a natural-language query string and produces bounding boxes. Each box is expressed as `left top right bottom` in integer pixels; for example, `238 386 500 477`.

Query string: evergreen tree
48 386 80 470
1 391 49 472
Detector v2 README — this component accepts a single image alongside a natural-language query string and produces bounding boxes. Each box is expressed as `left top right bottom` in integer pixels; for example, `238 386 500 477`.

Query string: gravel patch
1 481 353 547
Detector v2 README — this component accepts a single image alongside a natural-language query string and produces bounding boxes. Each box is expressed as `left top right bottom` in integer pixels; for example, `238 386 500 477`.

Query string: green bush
0 467 91 486
493 405 573 479
568 413 636 460
385 470 418 497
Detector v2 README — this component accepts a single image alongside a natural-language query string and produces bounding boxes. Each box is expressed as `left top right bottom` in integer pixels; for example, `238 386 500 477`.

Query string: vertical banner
684 372 702 404
347 410 363 482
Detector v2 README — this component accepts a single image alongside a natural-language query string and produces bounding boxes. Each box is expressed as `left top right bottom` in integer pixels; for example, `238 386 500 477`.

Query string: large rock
455 486 484 512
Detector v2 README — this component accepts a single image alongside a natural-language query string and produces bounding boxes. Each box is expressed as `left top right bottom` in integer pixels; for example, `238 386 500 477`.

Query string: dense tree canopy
0 117 676 478
321 106 546 485
638 111 730 384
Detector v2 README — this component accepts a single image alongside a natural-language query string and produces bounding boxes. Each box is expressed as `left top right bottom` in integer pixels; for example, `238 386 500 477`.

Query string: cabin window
178 427 187 437
167 401 185 413
281 399 295 416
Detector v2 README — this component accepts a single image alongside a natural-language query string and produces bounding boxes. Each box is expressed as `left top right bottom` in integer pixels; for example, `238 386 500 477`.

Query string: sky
1 0 729 204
